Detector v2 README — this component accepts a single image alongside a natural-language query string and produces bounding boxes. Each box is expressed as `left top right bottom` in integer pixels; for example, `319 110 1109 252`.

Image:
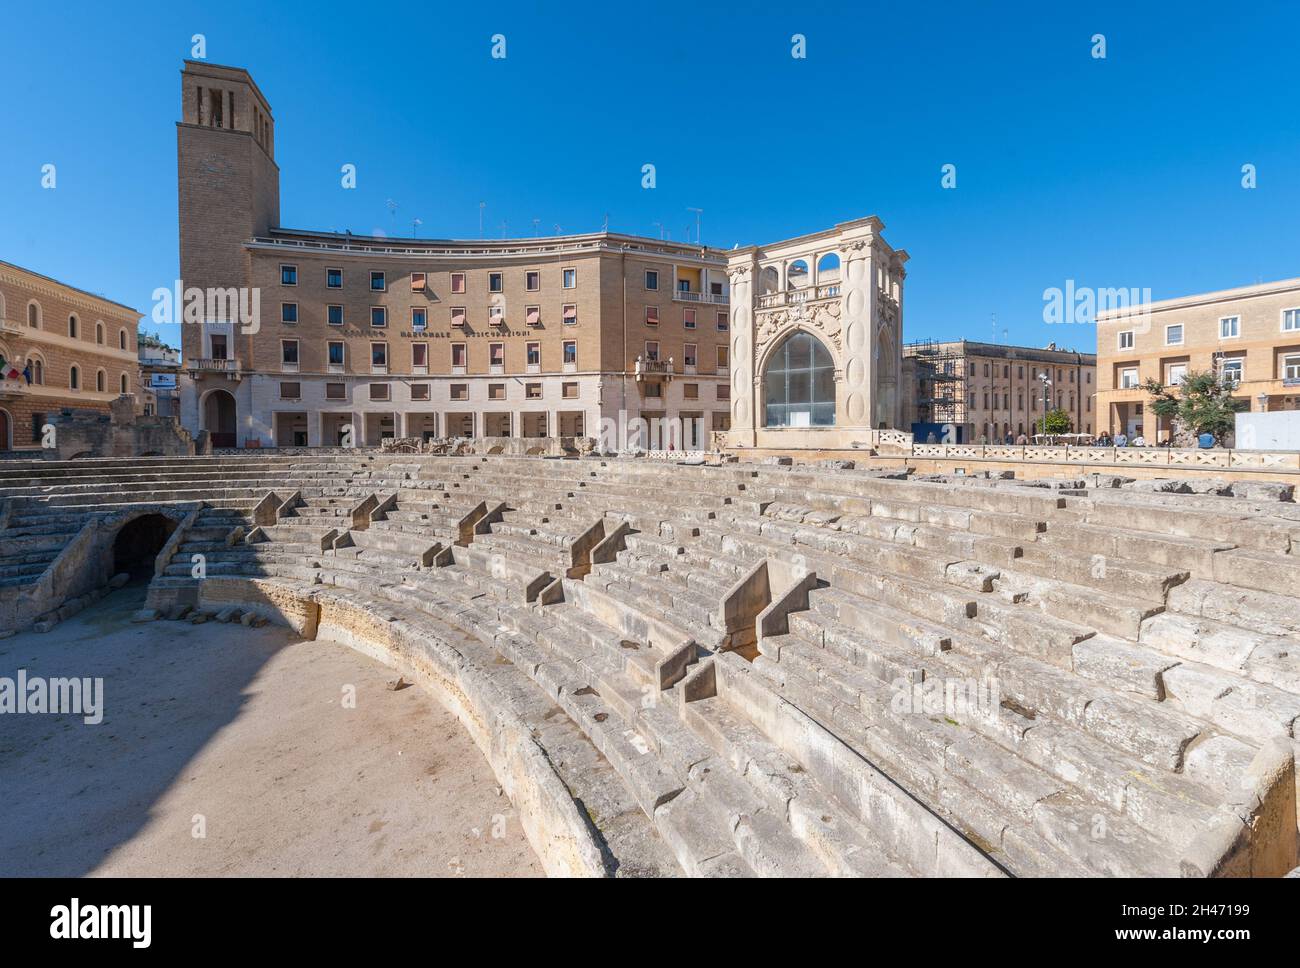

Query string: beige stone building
901 339 1095 443
0 260 140 452
177 61 732 450
1096 277 1300 441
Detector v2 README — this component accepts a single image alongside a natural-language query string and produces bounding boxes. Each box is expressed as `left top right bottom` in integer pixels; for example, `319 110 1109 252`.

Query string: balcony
756 284 841 309
0 377 29 399
635 357 674 382
672 289 729 305
189 358 242 379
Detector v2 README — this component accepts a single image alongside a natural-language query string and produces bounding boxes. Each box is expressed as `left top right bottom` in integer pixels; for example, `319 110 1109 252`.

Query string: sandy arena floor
0 586 541 877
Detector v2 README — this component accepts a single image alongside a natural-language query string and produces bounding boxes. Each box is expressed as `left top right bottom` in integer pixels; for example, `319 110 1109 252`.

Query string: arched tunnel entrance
113 514 178 580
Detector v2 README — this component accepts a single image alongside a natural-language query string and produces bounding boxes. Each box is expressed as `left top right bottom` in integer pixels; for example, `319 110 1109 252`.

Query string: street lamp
1038 372 1053 440
1257 391 1269 412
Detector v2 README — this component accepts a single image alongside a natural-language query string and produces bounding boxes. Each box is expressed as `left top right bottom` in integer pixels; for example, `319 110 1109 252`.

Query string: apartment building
902 339 1096 443
0 260 140 451
177 62 731 449
1096 277 1300 441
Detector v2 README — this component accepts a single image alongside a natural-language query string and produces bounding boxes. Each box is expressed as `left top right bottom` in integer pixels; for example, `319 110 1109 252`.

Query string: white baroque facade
725 217 907 448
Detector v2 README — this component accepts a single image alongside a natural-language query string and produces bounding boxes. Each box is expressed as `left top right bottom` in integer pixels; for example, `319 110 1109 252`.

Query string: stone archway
874 324 899 429
762 330 837 428
204 389 238 448
0 408 10 451
112 512 178 579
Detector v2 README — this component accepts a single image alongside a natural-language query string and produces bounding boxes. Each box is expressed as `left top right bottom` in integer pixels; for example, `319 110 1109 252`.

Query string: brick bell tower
176 61 280 443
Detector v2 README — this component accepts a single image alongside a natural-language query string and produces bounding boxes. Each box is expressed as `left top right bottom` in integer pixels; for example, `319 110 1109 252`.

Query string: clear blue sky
1 0 1297 356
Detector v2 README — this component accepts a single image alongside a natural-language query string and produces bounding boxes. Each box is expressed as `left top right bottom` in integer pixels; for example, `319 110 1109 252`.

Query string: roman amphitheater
1 448 1298 878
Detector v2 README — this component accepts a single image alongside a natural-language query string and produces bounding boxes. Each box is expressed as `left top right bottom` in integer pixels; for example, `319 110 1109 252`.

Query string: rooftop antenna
687 207 703 245
411 217 422 238
386 199 398 222
479 201 486 239
554 223 562 235
500 220 508 239
652 221 664 240
532 218 540 237
602 213 609 233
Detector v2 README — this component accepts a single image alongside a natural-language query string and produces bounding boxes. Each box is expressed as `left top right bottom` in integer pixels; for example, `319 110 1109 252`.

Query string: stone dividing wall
196 576 607 877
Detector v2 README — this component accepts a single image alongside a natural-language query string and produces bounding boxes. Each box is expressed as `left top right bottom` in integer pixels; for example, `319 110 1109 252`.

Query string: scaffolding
904 338 967 429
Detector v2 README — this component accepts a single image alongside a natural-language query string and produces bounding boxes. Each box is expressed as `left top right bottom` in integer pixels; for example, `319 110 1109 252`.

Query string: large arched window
764 331 836 427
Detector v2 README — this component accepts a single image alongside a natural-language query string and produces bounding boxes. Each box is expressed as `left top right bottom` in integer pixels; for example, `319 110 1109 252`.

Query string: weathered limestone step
684 694 913 876
1140 610 1300 694
1168 579 1300 639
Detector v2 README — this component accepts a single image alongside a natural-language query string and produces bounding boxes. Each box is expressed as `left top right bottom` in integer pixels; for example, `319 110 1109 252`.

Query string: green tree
1041 408 1071 435
1141 370 1246 444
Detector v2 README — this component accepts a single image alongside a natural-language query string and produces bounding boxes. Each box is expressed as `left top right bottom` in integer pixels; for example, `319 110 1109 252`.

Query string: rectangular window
411 272 427 292
683 343 697 367
717 384 730 401
450 272 466 294
279 381 300 399
411 307 427 331
563 340 577 365
1221 357 1243 385
451 342 467 367
371 342 388 367
644 341 659 361
684 383 699 399
281 302 298 323
450 384 468 401
412 343 428 368
325 383 346 400
410 383 430 401
371 306 387 327
489 304 505 324
281 339 299 365
1166 323 1184 345
562 267 576 289
645 306 659 326
562 382 578 399
563 304 577 325
1284 309 1300 332
490 342 505 367
326 267 343 289
327 341 344 366
327 304 343 326
684 309 697 329
1220 316 1240 339
1120 366 1139 389
1284 354 1300 380
489 383 506 400
526 382 542 399
717 311 729 332
280 264 297 286
526 342 541 366
644 269 659 291
451 306 467 327
369 382 390 401
645 382 662 398
489 272 503 293
1167 363 1188 385
526 270 540 292
526 305 541 327
370 270 386 292
716 345 729 369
